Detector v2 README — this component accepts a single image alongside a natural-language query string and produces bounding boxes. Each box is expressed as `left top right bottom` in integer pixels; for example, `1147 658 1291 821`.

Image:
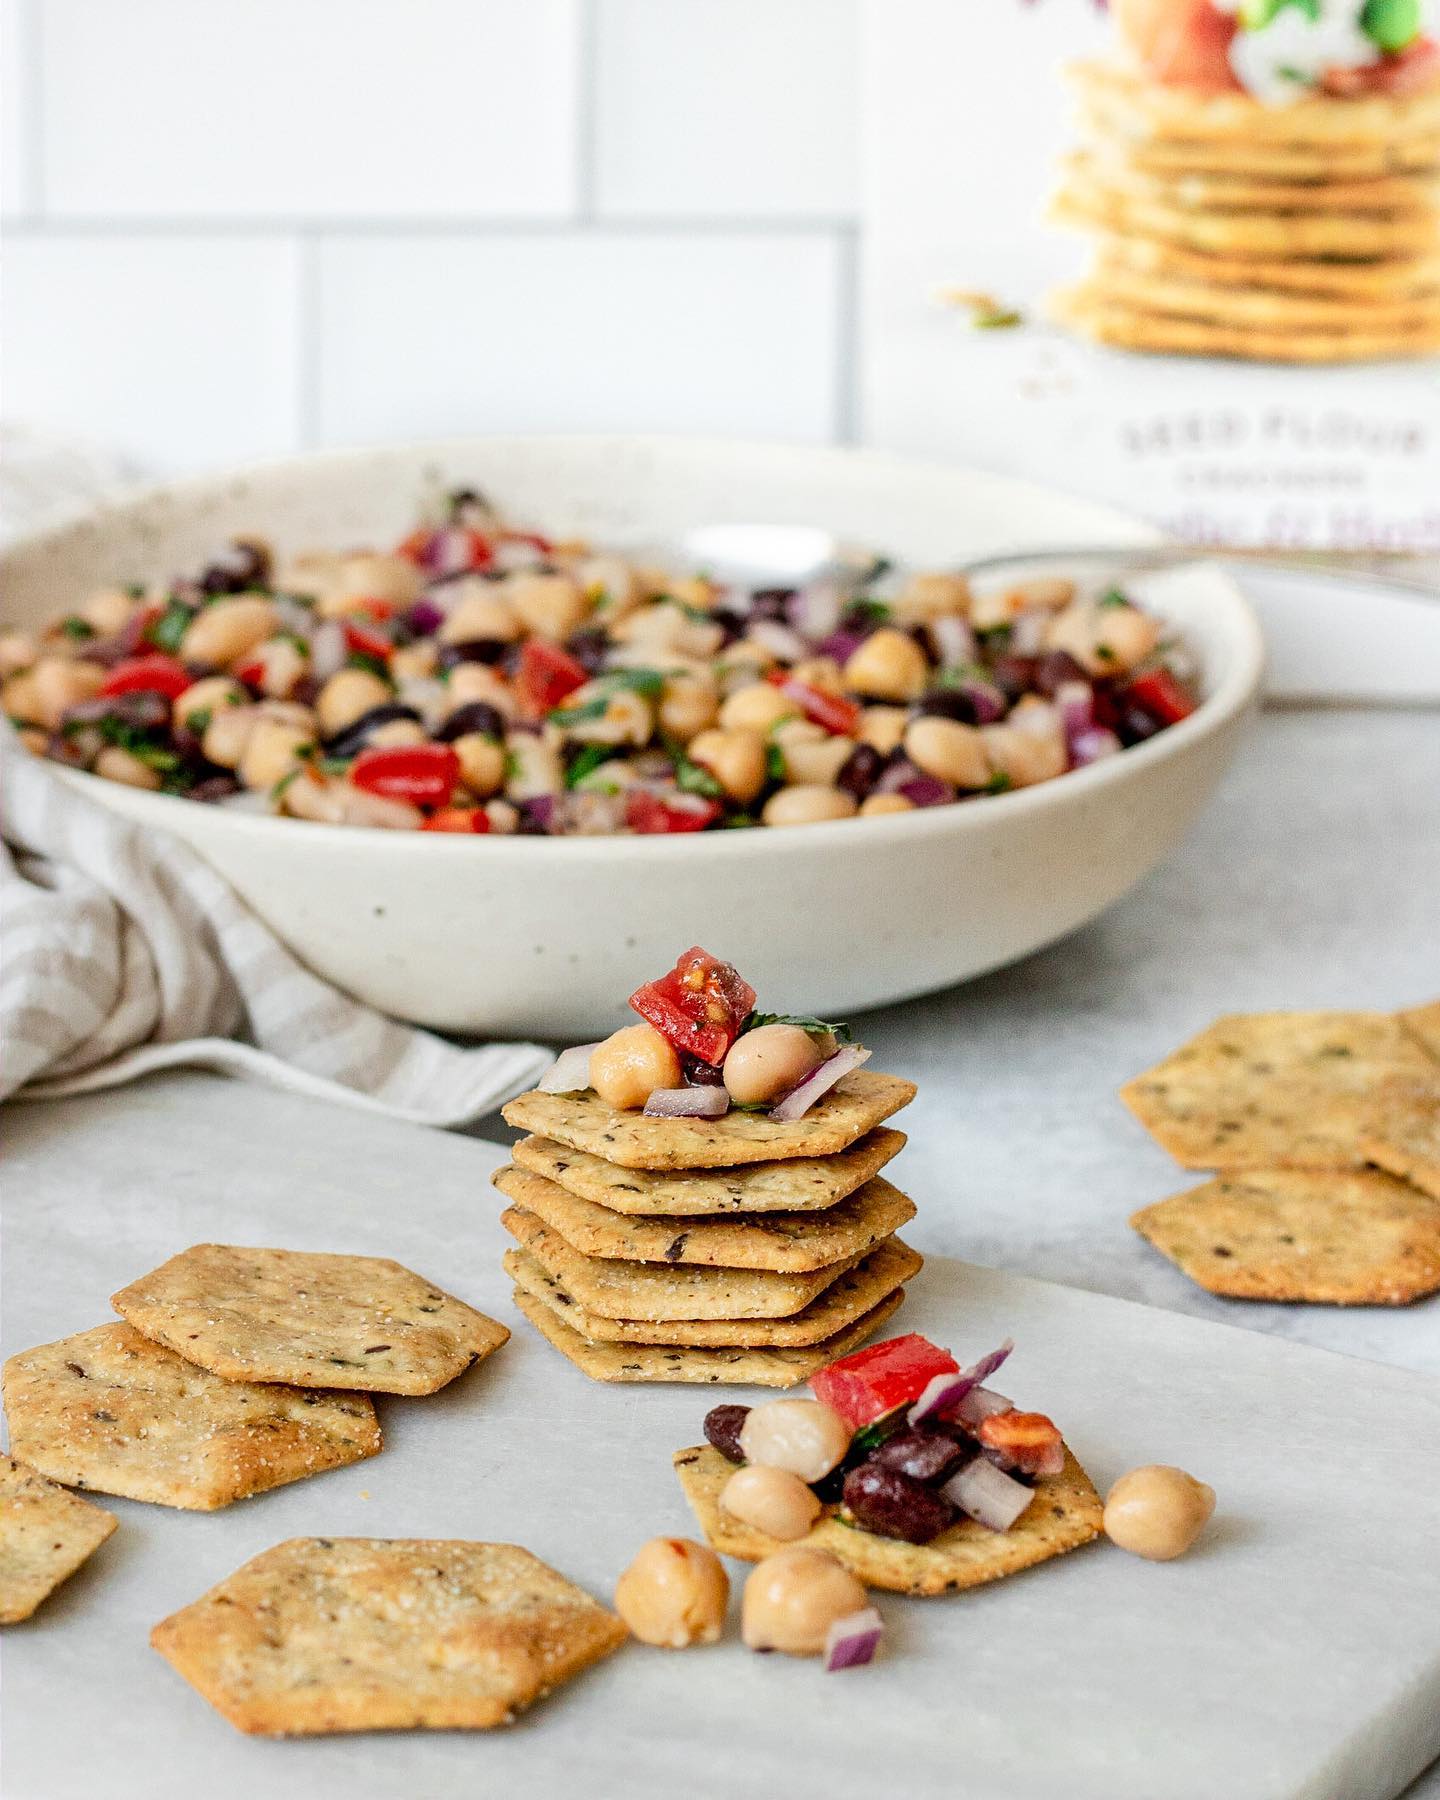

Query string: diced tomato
624 791 722 836
350 743 459 808
629 946 756 1064
234 656 266 689
397 525 494 573
811 1333 959 1430
1111 0 1241 91
977 1410 1064 1479
342 621 393 663
421 806 491 834
351 596 397 623
100 654 192 701
1325 37 1440 96
515 640 588 717
1121 667 1196 727
766 670 863 737
499 529 554 556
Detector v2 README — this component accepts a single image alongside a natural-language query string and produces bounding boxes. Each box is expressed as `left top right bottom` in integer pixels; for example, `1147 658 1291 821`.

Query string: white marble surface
7 1074 1440 1800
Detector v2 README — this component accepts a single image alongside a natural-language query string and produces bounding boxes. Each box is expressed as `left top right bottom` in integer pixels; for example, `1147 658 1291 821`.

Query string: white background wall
0 0 859 474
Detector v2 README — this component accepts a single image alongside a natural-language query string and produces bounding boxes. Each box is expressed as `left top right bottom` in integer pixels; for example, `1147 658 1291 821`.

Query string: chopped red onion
908 1339 1014 1426
953 1385 1013 1427
1056 680 1094 743
897 775 955 808
875 757 925 796
538 1042 600 1094
957 678 1008 725
405 596 447 637
822 1606 885 1672
1070 726 1122 767
942 1456 1035 1532
1010 610 1049 656
769 1044 871 1123
1009 698 1062 739
747 618 809 663
816 628 869 666
310 619 348 681
644 1086 730 1119
930 613 976 668
790 579 844 639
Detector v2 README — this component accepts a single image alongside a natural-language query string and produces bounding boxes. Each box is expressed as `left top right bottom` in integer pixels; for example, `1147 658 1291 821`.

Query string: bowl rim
9 434 1266 863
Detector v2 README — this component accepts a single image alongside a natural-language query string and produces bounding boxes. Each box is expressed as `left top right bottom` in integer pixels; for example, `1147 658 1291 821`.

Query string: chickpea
179 596 278 668
668 574 720 613
439 584 520 646
446 662 514 715
903 715 989 789
589 1024 683 1110
613 1537 729 1648
721 1465 822 1542
577 555 640 619
16 726 47 755
980 719 1066 789
365 718 428 749
738 1398 852 1482
788 656 844 696
657 671 719 744
250 635 308 699
741 1549 868 1657
316 668 392 739
202 703 260 769
719 681 799 736
687 727 767 806
722 1024 822 1107
859 793 914 817
283 769 421 828
2 669 42 724
174 676 245 732
616 603 724 660
94 745 161 791
238 718 314 792
780 731 854 788
29 657 106 729
895 570 971 620
1046 600 1161 677
390 641 439 682
80 586 140 635
566 684 654 749
504 572 588 642
843 627 928 703
1104 1465 1215 1561
0 631 38 679
857 705 909 755
761 785 857 828
453 732 506 798
314 552 422 619
503 731 563 800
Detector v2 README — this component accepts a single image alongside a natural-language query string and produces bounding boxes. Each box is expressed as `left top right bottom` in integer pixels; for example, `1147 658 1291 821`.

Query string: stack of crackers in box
1123 1000 1440 1305
1051 62 1440 363
496 1071 921 1387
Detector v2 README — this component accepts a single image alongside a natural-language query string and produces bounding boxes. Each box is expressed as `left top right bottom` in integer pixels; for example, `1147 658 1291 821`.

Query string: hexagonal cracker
3 1324 381 1511
151 1538 628 1734
0 1454 117 1623
1130 1168 1440 1304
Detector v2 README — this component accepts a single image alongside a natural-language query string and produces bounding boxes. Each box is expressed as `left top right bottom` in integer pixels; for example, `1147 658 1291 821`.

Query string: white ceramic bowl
1 436 1263 1037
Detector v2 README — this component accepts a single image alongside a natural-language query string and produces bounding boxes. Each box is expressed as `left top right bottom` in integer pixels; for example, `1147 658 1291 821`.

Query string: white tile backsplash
39 0 583 220
593 0 858 218
1 236 302 470
315 229 843 444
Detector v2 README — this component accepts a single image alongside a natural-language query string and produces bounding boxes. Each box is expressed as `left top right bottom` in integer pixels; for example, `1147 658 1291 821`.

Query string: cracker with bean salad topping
1 484 1200 834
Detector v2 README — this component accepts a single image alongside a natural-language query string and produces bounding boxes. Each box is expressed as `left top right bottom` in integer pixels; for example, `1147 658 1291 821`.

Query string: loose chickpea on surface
94 746 161 791
718 681 799 736
721 1465 823 1542
29 657 106 729
613 1538 729 1648
589 1024 683 1110
316 668 392 739
722 1025 822 1108
742 1549 869 1657
904 715 989 789
762 785 857 828
452 732 507 798
1104 1465 1215 1562
687 727 767 806
179 596 278 668
843 627 928 702
238 718 314 793
738 1398 852 1482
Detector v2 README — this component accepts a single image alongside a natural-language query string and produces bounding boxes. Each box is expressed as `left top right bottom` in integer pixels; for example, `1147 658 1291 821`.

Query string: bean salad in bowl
0 487 1200 836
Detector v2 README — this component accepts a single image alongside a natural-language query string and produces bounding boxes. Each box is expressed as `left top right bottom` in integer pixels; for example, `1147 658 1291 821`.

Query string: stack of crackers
1124 1001 1440 1304
496 1070 921 1386
1051 63 1440 362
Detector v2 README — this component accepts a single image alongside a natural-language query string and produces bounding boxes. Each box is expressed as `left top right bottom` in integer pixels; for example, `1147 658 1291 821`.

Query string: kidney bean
916 686 978 725
438 638 509 670
836 742 885 798
748 588 795 623
190 773 243 802
874 1425 976 1486
325 703 423 756
436 700 506 743
60 690 170 734
200 540 270 595
704 1404 751 1464
565 626 610 675
1032 649 1089 697
988 653 1038 702
842 1462 957 1544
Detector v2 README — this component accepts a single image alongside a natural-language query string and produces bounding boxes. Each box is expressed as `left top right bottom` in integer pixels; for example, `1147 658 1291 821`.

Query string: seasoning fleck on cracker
1131 1168 1440 1305
151 1538 627 1734
2 1325 381 1512
112 1244 508 1396
0 1455 117 1624
674 1444 1102 1595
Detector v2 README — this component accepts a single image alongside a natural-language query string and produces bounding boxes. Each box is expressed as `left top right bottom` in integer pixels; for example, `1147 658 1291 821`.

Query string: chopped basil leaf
744 1012 853 1045
673 753 722 800
184 707 213 735
565 743 619 789
846 598 892 627
270 768 304 803
346 651 389 679
973 307 1023 330
318 756 352 776
278 629 310 654
1097 588 1130 610
549 697 609 726
764 742 787 783
60 616 95 641
985 770 1013 794
598 666 666 697
146 597 194 654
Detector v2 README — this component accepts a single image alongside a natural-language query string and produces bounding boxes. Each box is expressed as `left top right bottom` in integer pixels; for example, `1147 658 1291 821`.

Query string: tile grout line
574 0 599 223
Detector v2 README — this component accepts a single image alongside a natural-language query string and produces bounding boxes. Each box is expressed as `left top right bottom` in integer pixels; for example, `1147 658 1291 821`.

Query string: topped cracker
512 1127 906 1215
2 1324 381 1512
503 1071 915 1171
112 1244 508 1395
1120 1010 1440 1170
493 1163 916 1272
674 1443 1102 1596
1131 1168 1440 1305
0 1454 117 1624
151 1538 627 1735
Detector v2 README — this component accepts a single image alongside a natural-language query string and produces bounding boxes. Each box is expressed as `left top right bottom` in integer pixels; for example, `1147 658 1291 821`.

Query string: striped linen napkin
0 727 550 1124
